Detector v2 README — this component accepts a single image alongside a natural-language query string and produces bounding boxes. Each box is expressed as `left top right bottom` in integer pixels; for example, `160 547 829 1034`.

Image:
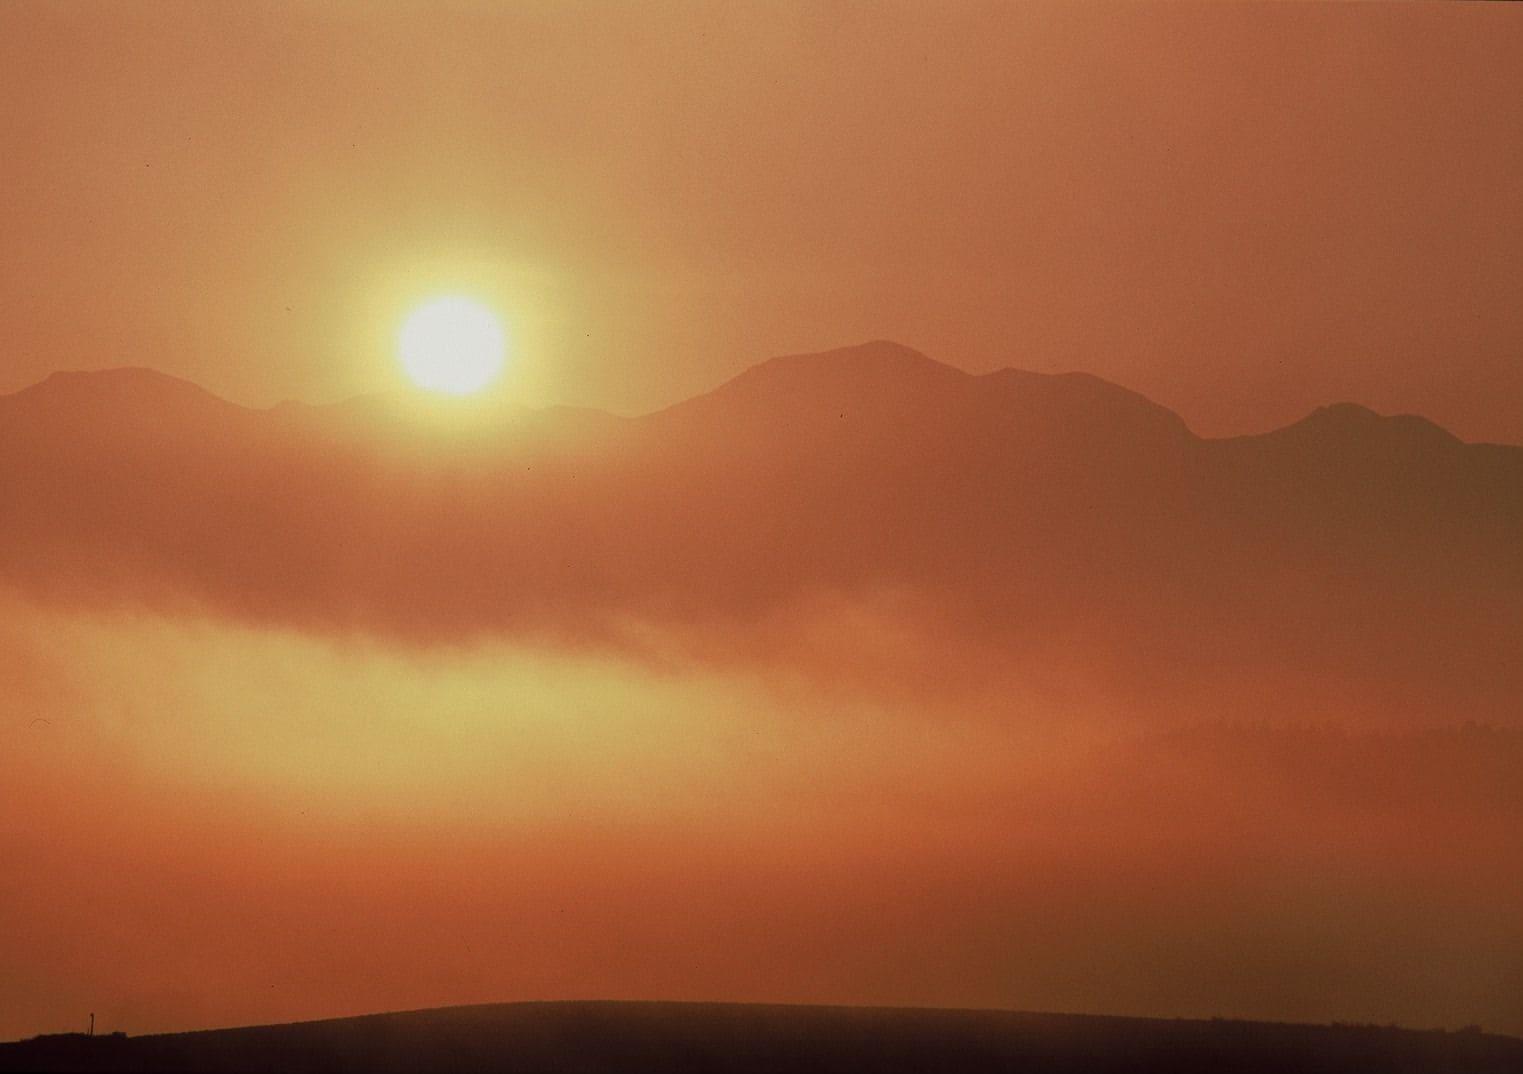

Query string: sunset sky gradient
2 1 1520 439
1 0 1519 1047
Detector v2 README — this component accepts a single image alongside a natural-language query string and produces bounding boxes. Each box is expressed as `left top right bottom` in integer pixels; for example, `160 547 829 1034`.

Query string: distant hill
1 341 1517 722
2 1001 1519 1074
2 999 1523 1072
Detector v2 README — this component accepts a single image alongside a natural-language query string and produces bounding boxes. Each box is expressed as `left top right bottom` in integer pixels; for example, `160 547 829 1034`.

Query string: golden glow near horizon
397 297 508 395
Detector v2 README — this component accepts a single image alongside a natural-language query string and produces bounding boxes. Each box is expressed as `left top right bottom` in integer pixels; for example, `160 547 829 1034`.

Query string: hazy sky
2 3 1521 1041
2 1 1519 441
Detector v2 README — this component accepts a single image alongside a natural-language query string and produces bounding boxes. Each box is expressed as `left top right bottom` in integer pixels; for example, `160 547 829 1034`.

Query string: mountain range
1 341 1517 723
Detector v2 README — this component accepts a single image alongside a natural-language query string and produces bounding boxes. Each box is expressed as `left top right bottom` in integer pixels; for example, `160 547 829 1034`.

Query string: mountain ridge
1 341 1516 724
3 342 1511 449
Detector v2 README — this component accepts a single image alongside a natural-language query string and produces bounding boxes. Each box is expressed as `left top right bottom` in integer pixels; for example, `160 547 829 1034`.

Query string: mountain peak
40 365 208 390
1291 401 1462 448
977 367 1193 440
735 340 961 386
654 341 966 425
9 366 239 411
0 367 259 450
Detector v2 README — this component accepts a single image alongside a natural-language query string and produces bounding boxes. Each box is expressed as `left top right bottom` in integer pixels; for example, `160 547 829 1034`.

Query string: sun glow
397 296 508 395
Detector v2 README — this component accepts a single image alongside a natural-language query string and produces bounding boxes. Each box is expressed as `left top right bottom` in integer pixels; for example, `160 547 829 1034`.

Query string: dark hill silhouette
2 1002 1520 1074
0 342 1517 720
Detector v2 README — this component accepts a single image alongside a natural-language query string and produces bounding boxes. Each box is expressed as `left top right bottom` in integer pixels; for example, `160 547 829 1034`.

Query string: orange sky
2 1 1519 441
1 1 1520 1044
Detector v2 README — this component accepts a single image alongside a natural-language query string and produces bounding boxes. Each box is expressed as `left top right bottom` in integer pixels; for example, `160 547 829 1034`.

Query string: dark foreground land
2 1002 1520 1074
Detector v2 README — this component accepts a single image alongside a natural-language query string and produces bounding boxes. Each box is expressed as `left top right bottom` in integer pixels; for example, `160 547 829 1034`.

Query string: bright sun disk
397 296 508 395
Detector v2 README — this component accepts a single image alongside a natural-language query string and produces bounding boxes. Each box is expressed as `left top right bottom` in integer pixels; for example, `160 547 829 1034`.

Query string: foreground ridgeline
1 1002 1519 1074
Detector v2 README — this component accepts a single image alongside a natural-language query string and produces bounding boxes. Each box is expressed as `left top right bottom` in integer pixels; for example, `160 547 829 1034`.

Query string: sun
397 296 508 395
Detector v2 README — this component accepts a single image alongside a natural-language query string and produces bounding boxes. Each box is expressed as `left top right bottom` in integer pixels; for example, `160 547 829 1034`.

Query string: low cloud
2 600 1519 1037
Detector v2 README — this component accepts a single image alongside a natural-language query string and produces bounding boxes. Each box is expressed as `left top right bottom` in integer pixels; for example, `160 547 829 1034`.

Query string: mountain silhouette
0 343 1516 721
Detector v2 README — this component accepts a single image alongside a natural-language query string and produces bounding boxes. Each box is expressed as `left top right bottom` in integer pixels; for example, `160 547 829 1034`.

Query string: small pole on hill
89 1012 94 1037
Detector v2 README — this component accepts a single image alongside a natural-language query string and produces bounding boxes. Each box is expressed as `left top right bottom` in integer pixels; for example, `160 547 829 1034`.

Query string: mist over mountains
2 342 1520 1038
2 341 1517 724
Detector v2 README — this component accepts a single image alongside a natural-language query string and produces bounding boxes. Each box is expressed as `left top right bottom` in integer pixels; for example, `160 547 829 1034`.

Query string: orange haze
1 1 1521 441
1 0 1520 1046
